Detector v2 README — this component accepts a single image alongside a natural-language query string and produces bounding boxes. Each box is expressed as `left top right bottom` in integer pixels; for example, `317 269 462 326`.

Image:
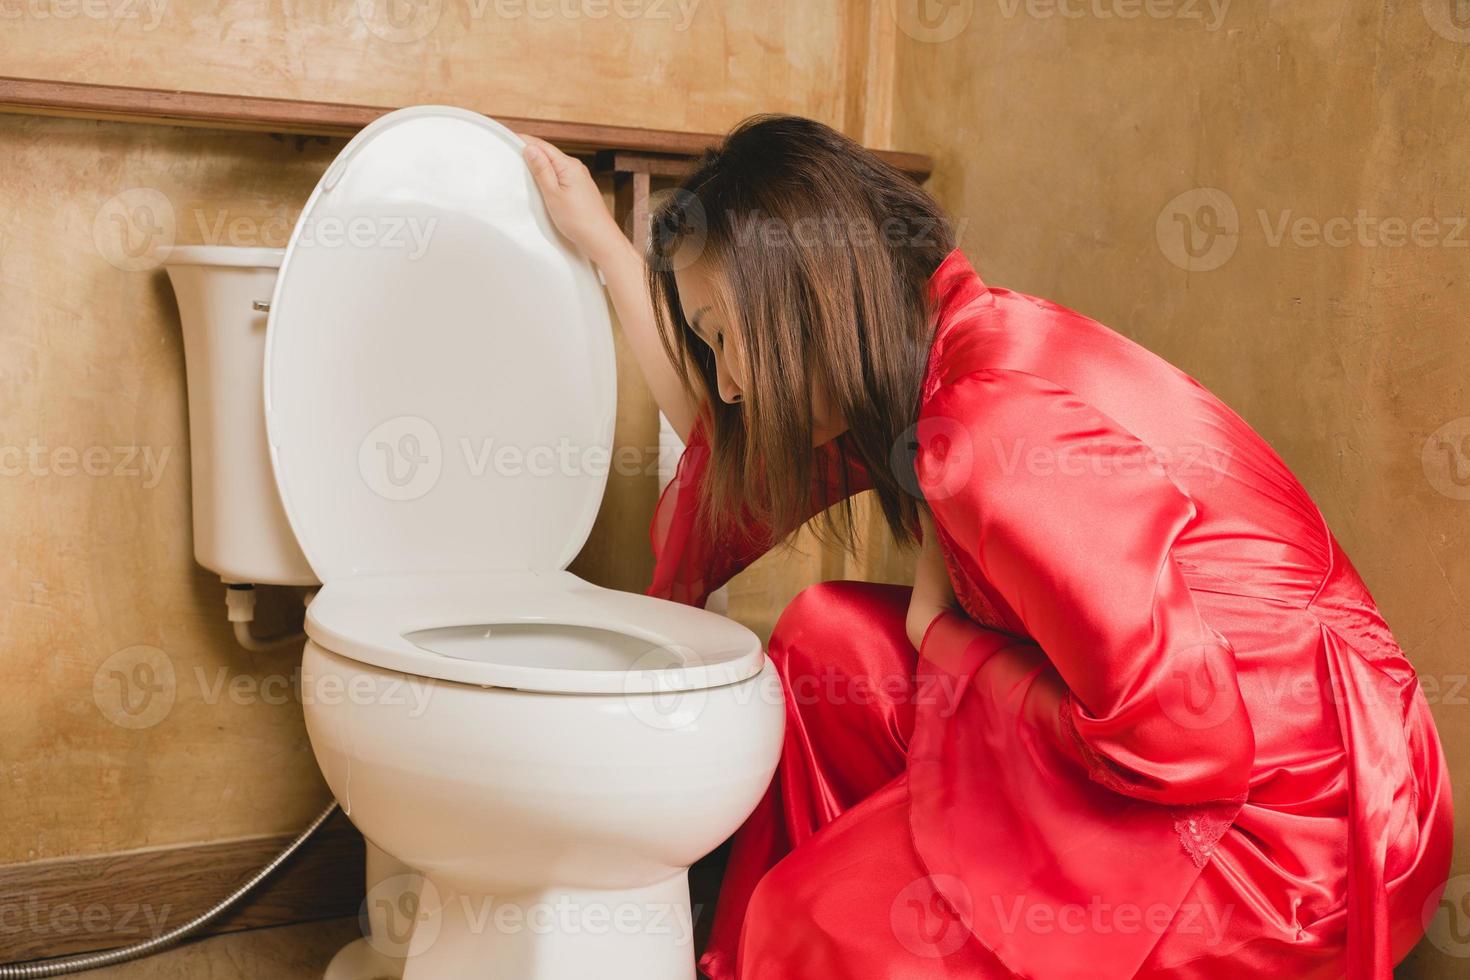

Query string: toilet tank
162 246 318 586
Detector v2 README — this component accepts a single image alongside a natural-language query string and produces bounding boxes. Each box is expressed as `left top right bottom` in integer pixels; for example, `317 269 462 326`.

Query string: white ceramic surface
306 570 764 695
265 106 616 583
162 246 317 585
248 107 786 980
306 641 783 980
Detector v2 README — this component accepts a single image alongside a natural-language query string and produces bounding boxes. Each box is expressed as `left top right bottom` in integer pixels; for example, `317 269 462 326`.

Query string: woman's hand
520 133 699 438
521 134 628 268
907 507 960 651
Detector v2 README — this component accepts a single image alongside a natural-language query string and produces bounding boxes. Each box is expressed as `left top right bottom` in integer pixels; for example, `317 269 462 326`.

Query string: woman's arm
918 368 1255 806
906 507 959 650
649 413 871 607
521 135 698 439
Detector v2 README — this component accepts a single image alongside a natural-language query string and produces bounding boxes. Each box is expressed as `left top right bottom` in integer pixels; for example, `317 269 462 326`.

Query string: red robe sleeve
648 412 867 608
909 367 1254 978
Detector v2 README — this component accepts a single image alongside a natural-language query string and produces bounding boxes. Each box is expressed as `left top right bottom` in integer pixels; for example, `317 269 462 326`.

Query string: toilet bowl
259 106 785 979
305 572 782 980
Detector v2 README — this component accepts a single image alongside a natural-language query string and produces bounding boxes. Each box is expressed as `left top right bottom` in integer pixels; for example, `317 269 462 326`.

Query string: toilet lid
264 106 615 583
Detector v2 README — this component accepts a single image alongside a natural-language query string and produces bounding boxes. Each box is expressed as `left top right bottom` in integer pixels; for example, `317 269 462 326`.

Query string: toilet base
323 937 403 980
395 872 696 980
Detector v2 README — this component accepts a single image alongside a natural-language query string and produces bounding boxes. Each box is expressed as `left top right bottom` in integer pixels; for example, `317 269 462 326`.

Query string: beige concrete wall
0 1 885 864
890 2 1469 974
0 0 860 134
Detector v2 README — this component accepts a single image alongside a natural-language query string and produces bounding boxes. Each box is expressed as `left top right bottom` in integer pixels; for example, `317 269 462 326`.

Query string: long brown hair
648 115 954 551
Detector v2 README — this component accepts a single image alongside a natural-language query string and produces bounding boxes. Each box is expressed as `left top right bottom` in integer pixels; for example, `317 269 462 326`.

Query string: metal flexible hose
0 802 340 978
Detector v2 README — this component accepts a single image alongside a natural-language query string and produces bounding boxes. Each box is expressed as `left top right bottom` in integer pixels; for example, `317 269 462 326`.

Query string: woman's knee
769 582 909 671
767 580 916 728
739 782 925 972
741 852 814 955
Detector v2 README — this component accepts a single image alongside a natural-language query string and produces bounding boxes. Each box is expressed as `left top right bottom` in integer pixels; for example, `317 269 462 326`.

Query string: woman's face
673 262 747 405
673 262 847 445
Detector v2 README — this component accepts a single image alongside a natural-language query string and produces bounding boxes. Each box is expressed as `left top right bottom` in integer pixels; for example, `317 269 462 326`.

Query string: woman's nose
716 362 743 404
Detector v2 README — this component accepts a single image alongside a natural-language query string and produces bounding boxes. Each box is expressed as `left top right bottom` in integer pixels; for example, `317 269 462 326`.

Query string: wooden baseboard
0 810 364 965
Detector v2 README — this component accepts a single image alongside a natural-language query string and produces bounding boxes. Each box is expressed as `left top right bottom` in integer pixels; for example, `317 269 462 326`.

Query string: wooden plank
613 170 654 254
595 150 696 179
0 810 364 965
0 76 932 180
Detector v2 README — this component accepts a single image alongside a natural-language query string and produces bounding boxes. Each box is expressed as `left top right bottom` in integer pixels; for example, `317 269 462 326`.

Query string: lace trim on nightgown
1060 692 1241 868
935 531 1006 631
1171 798 1243 869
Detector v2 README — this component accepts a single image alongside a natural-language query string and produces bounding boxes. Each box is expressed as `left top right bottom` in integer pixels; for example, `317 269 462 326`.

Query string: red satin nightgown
648 250 1453 979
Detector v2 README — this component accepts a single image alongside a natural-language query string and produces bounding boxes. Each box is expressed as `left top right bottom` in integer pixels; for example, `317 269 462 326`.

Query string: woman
522 116 1452 979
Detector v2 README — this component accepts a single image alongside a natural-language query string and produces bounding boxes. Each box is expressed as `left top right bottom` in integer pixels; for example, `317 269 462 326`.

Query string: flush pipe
225 583 307 652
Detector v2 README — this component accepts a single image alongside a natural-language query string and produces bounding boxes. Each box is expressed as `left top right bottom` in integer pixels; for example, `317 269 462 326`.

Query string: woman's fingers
520 134 582 190
518 133 624 267
522 142 558 191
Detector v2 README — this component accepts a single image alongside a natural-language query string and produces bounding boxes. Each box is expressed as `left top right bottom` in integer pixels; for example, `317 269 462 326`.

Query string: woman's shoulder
926 277 1141 388
924 282 1208 432
918 366 1133 463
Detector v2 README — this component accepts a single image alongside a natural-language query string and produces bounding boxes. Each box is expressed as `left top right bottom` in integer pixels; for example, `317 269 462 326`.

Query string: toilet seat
305 570 764 694
264 106 763 696
264 106 617 583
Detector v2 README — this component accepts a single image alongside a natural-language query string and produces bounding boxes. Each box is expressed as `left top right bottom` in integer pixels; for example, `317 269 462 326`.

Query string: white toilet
170 107 785 980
